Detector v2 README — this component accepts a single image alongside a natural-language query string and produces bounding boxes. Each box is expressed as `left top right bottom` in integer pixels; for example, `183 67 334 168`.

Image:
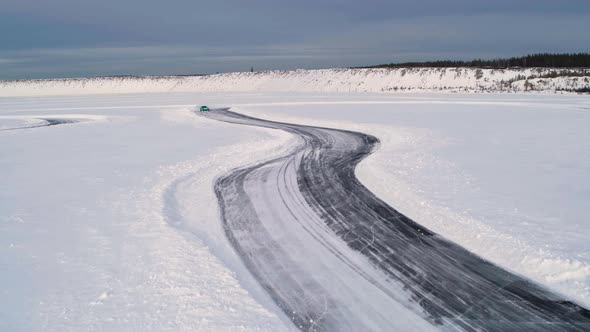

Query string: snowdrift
1 67 589 96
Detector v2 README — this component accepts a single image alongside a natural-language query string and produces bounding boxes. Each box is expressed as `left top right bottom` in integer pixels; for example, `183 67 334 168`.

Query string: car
199 105 210 112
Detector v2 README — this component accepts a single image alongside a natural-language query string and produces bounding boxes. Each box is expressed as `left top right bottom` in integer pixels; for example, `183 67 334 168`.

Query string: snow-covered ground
0 94 295 331
1 67 589 97
1 91 589 331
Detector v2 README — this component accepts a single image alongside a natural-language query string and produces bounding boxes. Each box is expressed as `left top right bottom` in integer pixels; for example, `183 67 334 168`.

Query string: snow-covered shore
1 67 589 97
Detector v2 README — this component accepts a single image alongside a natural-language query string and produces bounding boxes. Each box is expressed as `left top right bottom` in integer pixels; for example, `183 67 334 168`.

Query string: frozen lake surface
1 92 589 331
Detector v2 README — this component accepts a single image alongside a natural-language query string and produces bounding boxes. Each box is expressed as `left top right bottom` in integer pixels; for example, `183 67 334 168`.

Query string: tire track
0 118 79 131
202 108 590 331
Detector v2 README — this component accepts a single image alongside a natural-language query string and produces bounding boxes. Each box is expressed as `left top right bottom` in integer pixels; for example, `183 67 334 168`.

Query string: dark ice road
0 118 79 131
200 109 590 331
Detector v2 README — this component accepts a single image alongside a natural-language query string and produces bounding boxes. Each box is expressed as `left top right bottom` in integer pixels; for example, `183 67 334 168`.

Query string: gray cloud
1 0 589 79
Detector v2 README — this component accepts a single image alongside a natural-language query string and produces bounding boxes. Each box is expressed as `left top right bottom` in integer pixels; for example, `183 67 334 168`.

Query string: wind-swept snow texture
207 109 590 331
1 67 589 97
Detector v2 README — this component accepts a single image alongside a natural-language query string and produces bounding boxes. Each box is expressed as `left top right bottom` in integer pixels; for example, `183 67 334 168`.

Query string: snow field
1 92 589 331
0 97 293 331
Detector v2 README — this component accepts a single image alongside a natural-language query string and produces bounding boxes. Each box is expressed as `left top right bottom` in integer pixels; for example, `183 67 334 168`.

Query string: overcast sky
1 0 589 79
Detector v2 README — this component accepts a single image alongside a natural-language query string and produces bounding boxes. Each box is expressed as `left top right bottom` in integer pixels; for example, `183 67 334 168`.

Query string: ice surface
233 93 590 308
1 91 589 331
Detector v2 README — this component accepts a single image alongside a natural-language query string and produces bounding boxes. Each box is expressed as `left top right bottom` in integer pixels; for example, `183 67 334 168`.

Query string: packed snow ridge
1 67 589 96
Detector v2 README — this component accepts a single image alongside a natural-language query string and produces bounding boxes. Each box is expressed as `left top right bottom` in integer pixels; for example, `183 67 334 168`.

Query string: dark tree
362 53 590 69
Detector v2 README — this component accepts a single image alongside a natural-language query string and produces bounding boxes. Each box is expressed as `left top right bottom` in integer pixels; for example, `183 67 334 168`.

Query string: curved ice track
0 118 79 131
201 109 590 331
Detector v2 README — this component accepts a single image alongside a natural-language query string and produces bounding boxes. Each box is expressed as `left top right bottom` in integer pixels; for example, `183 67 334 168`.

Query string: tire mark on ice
0 118 79 131
202 108 590 331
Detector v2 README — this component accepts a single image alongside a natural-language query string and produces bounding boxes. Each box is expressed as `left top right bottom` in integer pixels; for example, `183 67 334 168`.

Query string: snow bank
1 67 589 97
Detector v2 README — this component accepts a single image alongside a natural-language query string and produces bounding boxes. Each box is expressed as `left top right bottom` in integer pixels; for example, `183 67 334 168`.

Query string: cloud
1 0 589 78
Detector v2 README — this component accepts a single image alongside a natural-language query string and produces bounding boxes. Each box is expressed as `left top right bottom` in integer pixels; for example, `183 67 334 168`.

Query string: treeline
365 53 590 69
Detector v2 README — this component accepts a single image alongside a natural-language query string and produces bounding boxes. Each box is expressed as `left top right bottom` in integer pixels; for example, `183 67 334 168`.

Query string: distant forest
365 53 590 69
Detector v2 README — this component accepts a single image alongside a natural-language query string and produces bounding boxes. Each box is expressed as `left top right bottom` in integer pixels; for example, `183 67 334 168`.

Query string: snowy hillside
1 67 589 96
